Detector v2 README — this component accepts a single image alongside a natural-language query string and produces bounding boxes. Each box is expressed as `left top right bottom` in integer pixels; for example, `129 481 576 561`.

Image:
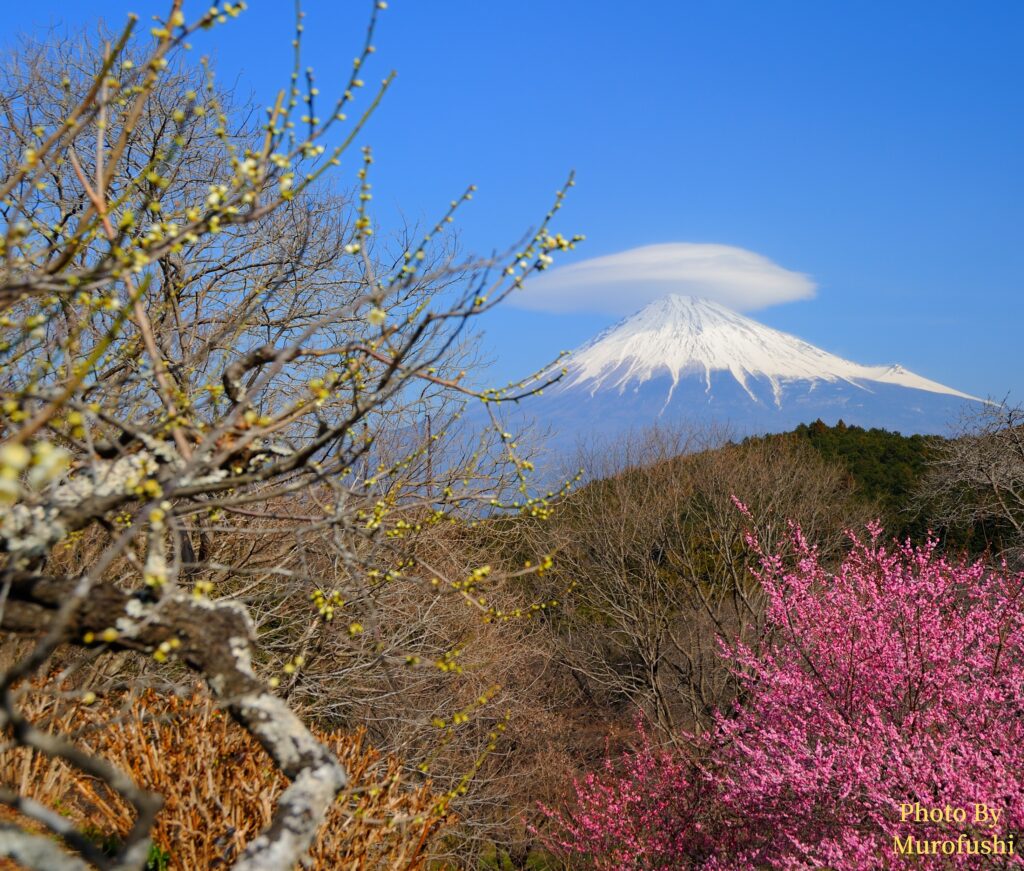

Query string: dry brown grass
0 682 448 870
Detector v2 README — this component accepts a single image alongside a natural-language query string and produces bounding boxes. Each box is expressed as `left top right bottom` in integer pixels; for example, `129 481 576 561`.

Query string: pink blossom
542 525 1024 868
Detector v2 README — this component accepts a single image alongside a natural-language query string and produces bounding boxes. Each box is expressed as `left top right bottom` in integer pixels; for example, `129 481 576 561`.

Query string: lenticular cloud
512 242 816 315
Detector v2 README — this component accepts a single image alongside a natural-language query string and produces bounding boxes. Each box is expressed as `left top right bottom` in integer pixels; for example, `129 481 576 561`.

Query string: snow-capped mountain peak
563 294 980 407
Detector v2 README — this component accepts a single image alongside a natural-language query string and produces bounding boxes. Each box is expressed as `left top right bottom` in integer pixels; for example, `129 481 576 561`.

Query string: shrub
0 683 447 869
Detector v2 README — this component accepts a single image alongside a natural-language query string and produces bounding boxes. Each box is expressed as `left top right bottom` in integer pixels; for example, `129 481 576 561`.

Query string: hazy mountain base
513 369 983 448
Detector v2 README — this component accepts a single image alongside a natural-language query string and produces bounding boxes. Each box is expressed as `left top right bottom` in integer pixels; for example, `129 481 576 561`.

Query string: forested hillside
746 419 1016 554
745 419 935 539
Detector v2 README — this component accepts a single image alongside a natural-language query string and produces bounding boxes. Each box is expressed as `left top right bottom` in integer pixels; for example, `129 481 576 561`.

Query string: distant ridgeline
533 418 1003 555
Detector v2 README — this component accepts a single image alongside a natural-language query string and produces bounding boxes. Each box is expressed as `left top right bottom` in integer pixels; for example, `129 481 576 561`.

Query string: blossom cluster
542 523 1024 869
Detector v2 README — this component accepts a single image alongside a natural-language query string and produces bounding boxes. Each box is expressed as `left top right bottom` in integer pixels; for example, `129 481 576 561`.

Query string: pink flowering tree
541 519 1024 869
715 520 1024 868
536 720 714 869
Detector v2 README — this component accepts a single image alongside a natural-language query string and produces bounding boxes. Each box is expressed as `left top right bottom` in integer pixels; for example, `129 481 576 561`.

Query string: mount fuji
514 295 985 441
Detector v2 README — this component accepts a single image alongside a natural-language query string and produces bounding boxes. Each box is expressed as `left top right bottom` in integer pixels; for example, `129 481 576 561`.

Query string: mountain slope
518 295 984 440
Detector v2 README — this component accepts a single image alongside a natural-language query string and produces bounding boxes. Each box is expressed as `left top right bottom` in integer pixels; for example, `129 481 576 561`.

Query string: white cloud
510 242 816 315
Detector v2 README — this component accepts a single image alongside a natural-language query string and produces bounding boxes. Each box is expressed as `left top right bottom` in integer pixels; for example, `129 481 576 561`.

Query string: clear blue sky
7 1 1023 400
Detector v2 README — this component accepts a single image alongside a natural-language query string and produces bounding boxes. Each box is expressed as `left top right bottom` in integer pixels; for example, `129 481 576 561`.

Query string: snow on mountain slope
478 294 986 451
562 295 980 408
